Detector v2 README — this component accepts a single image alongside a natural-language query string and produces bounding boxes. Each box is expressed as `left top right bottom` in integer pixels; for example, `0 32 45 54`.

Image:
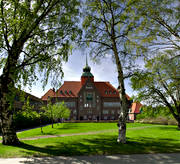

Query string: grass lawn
0 123 180 157
17 122 152 139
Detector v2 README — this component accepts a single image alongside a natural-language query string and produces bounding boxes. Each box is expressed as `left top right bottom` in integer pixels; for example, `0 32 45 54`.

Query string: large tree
131 50 180 129
82 0 142 143
0 0 81 145
135 0 180 54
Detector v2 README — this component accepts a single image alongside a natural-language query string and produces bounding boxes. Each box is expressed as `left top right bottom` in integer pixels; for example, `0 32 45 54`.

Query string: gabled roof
94 82 119 98
131 102 142 114
41 89 56 100
41 81 131 100
56 81 82 98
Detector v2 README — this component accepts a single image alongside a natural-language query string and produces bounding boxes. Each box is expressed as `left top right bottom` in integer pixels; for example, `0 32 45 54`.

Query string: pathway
0 153 180 164
21 125 161 141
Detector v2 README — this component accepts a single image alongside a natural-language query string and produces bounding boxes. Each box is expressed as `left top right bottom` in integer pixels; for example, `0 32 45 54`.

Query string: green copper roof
82 72 94 77
81 55 94 77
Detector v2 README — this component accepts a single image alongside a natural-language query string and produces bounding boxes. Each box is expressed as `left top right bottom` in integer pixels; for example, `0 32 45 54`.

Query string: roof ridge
64 81 80 82
105 81 118 91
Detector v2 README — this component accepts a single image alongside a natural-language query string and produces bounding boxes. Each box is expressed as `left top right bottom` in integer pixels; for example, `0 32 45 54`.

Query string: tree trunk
117 83 128 144
0 47 22 145
178 121 180 130
0 109 20 145
111 38 128 143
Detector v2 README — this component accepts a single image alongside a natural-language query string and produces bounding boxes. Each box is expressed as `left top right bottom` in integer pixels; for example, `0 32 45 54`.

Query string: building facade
41 60 141 121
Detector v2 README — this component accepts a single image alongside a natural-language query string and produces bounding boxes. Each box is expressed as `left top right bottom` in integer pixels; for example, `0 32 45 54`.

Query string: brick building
14 91 42 112
41 60 141 121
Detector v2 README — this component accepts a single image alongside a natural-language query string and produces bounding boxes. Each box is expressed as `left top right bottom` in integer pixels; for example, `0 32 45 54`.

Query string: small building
129 102 142 121
41 59 140 121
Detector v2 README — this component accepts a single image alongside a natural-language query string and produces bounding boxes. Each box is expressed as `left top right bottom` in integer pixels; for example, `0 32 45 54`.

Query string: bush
136 105 172 120
13 110 51 131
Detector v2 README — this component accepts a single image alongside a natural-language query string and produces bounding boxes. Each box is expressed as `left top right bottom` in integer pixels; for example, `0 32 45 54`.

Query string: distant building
14 90 42 112
41 58 141 121
129 102 142 120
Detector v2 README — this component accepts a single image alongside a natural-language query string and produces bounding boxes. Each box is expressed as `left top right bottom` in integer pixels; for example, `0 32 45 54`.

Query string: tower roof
81 55 94 77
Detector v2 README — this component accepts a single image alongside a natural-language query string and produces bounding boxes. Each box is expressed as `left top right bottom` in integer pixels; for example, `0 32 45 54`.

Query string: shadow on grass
53 123 81 130
15 135 180 157
157 126 180 131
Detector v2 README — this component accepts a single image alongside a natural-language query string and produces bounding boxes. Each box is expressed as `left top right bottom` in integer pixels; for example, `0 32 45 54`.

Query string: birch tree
82 0 142 143
131 50 180 129
0 0 81 145
135 0 180 54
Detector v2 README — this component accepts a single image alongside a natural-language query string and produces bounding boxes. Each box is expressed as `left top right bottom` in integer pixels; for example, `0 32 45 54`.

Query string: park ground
0 123 180 158
1 153 180 164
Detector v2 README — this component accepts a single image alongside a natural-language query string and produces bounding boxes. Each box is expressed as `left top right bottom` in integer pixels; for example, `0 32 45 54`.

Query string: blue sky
23 50 136 98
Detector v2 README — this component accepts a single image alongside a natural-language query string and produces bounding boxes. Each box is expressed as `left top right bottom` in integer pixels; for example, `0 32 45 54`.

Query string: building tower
81 55 94 85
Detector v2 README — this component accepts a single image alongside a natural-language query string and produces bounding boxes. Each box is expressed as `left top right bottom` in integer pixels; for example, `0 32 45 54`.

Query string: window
111 110 115 114
113 91 116 94
86 93 93 101
60 90 63 94
109 91 112 94
69 90 72 94
105 90 108 94
63 102 75 108
103 110 108 114
103 102 121 107
65 90 68 94
104 116 107 120
84 92 96 108
111 116 115 120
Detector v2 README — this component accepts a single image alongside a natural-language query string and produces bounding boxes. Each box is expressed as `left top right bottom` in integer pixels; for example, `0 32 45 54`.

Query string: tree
131 50 180 129
82 0 142 143
52 102 70 123
44 101 70 128
135 0 180 54
0 0 81 145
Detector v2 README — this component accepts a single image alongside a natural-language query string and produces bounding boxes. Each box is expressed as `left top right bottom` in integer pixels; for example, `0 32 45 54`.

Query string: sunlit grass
0 124 180 157
16 122 152 139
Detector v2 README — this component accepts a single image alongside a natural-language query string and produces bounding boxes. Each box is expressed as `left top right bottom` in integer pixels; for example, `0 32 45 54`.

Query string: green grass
17 122 151 139
0 123 180 157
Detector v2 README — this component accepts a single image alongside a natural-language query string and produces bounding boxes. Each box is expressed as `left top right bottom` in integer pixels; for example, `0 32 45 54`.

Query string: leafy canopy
0 0 81 88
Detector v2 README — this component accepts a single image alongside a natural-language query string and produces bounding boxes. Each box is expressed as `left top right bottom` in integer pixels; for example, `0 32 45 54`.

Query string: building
14 90 42 112
129 102 142 120
41 59 141 121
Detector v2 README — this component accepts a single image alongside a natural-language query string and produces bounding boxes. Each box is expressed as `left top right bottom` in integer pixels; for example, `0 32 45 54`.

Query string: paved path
0 153 180 164
21 125 161 141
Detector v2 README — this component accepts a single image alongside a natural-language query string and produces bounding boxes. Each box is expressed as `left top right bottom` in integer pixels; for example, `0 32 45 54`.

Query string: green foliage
82 0 144 69
136 105 172 120
134 0 180 52
131 51 180 127
13 109 50 131
43 101 70 124
0 0 81 88
52 102 71 120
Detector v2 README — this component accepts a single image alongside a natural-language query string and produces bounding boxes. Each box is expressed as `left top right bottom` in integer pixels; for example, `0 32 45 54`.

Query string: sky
23 50 137 98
